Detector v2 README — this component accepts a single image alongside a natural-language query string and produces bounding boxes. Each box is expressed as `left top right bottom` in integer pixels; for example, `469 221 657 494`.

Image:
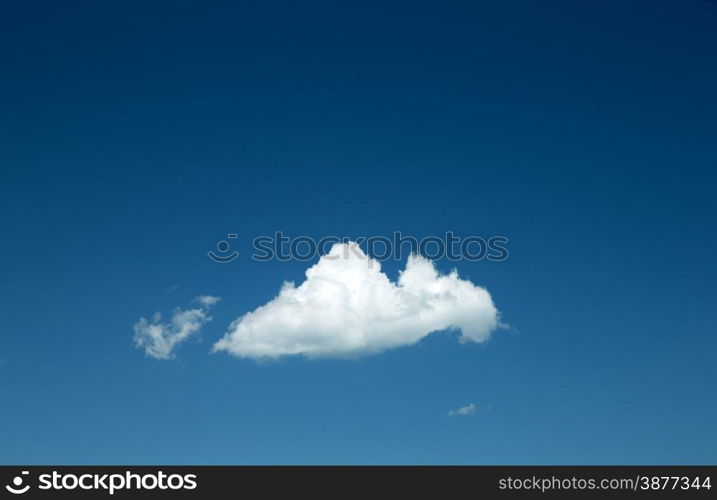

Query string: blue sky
1 0 716 464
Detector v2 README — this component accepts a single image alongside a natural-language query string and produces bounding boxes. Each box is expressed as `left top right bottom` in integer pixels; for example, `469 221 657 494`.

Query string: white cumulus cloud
447 402 476 417
213 242 499 360
134 295 220 360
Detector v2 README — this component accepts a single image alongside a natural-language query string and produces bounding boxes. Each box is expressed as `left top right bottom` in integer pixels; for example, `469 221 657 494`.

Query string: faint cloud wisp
133 295 221 360
447 403 477 417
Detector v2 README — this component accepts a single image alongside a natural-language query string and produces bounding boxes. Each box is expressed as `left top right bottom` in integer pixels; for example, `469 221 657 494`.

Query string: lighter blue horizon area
1 0 716 464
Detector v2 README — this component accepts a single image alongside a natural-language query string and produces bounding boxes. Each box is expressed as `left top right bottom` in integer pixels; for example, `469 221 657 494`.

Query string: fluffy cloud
213 242 499 360
134 296 220 360
447 402 476 417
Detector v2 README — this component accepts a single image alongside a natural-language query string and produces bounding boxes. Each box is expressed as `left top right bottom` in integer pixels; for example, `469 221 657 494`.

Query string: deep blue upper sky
1 0 716 464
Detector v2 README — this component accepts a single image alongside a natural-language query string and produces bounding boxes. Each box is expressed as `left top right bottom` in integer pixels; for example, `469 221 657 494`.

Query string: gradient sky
1 0 716 464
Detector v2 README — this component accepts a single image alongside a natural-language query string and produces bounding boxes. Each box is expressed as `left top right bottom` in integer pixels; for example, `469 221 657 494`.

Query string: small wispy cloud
194 295 221 307
133 295 220 360
447 402 476 417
